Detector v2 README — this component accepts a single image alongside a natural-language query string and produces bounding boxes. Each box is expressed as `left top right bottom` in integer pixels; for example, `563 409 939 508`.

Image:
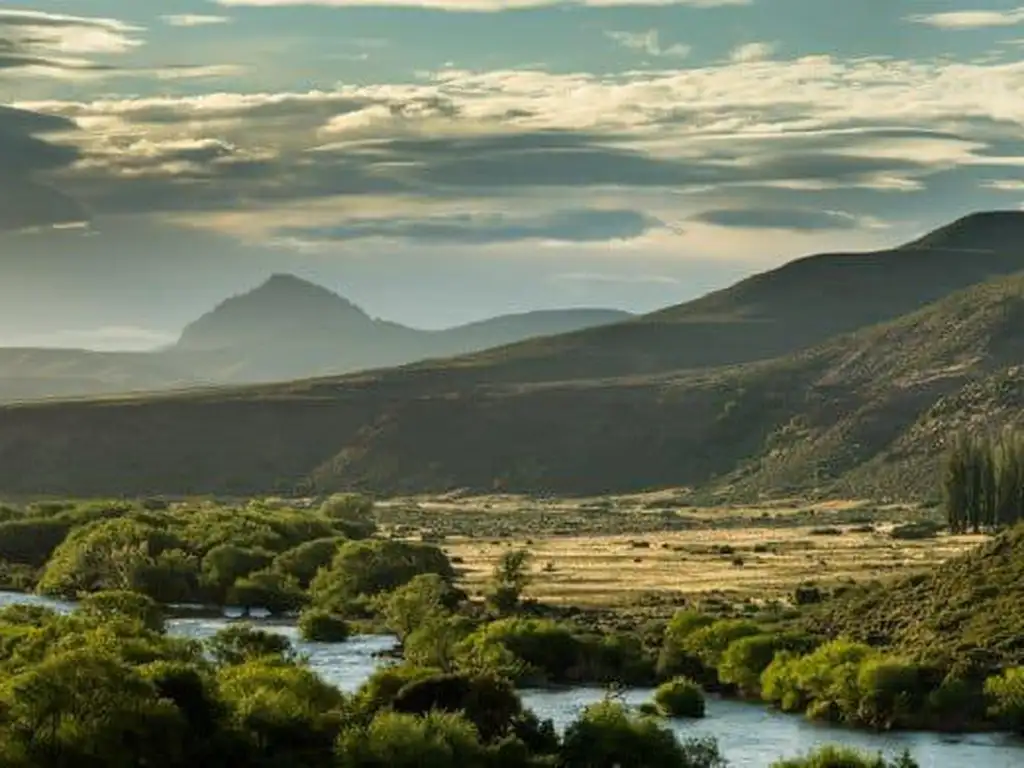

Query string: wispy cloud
161 14 232 27
0 9 142 57
606 29 690 58
908 8 1024 30
729 41 776 62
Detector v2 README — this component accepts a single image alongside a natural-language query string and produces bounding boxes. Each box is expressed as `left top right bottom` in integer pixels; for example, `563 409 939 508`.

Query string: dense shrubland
1 492 1024 746
0 592 923 767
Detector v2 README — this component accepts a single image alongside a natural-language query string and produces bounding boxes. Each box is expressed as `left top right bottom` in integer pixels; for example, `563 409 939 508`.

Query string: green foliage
718 632 818 696
944 428 1024 533
79 589 166 632
310 539 454 610
804 523 1024 669
381 572 464 641
560 699 725 768
228 569 307 615
985 667 1024 733
273 536 347 587
771 746 919 768
653 677 706 718
206 623 296 666
36 518 184 599
298 608 351 642
760 641 945 729
201 544 276 602
488 548 532 613
454 618 654 687
319 493 377 539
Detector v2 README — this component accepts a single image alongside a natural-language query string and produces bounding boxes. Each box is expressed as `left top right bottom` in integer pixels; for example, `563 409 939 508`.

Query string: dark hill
2 265 1024 498
430 210 1024 384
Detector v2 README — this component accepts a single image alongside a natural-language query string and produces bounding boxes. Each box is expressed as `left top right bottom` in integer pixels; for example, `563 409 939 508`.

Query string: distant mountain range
0 275 631 402
2 209 1024 501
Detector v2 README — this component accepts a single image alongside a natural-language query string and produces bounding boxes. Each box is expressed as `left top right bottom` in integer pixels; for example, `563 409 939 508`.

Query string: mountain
426 210 1024 385
2 211 1024 498
0 275 631 401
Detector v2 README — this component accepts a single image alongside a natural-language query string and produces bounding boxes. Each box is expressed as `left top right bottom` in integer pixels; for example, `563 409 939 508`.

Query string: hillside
804 523 1024 668
0 275 630 401
426 210 1024 385
1 267 1024 498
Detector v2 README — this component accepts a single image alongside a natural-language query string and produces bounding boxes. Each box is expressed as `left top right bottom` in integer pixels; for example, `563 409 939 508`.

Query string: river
2 592 1021 768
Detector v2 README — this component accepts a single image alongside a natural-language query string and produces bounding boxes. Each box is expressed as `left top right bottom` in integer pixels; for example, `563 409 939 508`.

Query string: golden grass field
442 526 986 606
377 494 988 608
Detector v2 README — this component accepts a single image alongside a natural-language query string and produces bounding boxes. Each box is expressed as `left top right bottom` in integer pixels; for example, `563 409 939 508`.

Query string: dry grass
440 524 986 607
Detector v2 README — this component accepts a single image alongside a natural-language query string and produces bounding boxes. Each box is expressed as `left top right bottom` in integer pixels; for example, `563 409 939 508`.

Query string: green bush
298 608 351 642
561 699 725 768
985 667 1024 733
653 677 706 718
310 539 455 609
771 745 919 768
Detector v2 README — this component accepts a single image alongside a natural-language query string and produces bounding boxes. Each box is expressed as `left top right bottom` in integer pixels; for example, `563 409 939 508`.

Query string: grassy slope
1 270 1024 498
804 524 1024 667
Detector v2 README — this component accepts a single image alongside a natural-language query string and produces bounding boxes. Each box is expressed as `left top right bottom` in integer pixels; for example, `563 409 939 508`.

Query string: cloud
606 30 690 57
15 53 1024 238
0 105 87 231
274 208 661 244
161 14 232 27
908 8 1024 30
10 326 177 351
691 207 861 231
0 10 142 59
215 0 751 9
729 41 776 62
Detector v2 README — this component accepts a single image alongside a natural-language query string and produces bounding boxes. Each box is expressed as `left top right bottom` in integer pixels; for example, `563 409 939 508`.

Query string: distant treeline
944 429 1024 533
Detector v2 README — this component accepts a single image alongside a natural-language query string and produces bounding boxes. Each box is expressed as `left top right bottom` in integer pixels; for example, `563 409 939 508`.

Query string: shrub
271 536 346 587
310 539 454 609
889 522 942 541
561 699 725 768
206 624 295 665
653 677 706 718
298 608 350 642
772 745 919 768
985 667 1024 733
718 632 817 697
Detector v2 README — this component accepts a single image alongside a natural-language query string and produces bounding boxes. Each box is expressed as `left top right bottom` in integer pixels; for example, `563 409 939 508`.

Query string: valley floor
374 493 986 612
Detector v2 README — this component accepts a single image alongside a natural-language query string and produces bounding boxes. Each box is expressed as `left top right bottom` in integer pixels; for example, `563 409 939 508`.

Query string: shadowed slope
2 269 1024 498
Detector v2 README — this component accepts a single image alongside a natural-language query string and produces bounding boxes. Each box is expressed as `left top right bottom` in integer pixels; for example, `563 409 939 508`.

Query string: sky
2 0 1024 349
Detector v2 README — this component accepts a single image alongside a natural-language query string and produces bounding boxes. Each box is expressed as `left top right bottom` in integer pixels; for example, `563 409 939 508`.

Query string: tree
319 494 376 539
36 519 178 598
309 540 454 609
79 589 166 633
206 624 296 666
487 548 532 613
228 569 307 615
0 649 187 767
200 545 276 603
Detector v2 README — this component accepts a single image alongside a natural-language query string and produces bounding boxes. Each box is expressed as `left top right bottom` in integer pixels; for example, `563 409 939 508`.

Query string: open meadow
374 492 988 610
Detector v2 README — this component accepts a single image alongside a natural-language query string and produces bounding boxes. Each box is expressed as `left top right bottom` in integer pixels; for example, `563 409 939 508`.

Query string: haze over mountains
0 275 630 403
2 210 1024 500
